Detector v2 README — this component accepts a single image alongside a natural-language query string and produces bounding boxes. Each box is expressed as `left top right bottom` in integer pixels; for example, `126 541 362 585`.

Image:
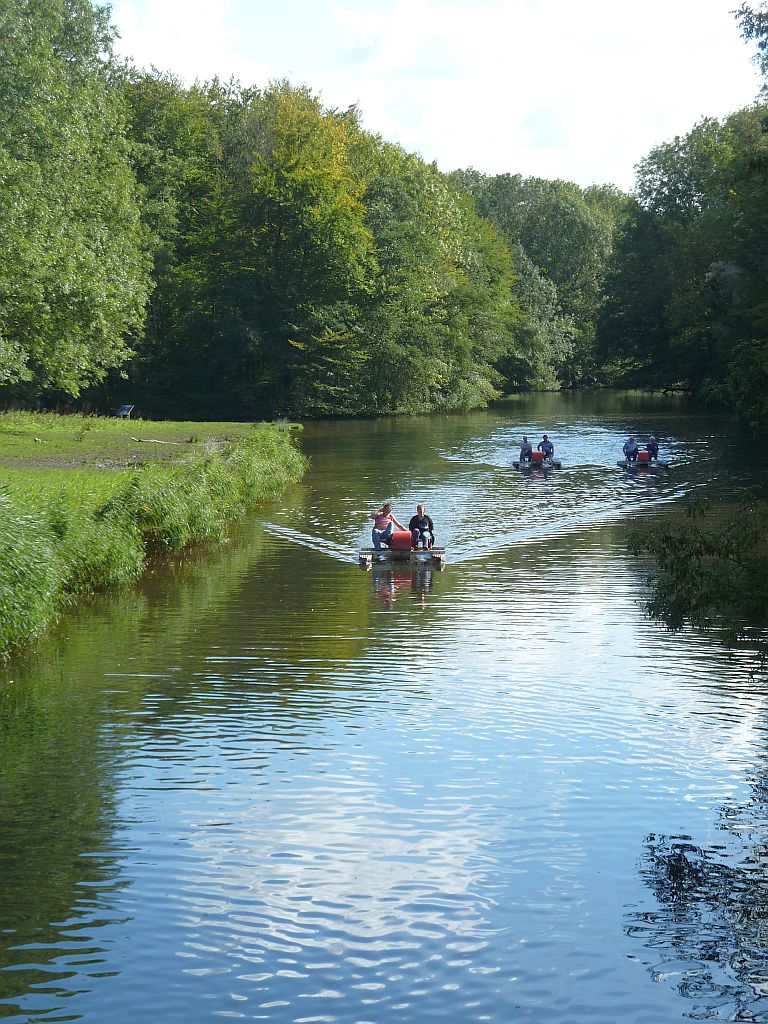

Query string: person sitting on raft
623 436 639 461
409 504 435 550
519 436 533 462
646 436 659 460
370 502 406 550
537 434 554 458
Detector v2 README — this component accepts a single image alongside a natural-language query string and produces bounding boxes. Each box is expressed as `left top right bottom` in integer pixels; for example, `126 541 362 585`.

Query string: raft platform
513 459 562 470
359 547 446 570
617 459 670 470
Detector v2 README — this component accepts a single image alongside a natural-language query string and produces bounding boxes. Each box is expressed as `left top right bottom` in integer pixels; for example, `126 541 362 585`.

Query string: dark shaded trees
452 170 622 390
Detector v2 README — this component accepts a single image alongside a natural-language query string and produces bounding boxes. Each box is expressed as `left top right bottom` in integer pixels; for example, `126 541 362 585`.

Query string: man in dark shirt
537 434 554 458
409 504 435 550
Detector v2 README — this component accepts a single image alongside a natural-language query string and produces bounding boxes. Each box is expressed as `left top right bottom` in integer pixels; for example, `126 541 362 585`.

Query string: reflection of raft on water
617 453 670 470
359 530 445 570
513 453 562 470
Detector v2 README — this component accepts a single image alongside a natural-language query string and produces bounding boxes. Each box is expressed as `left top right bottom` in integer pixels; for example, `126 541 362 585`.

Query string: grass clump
0 425 307 658
0 490 60 653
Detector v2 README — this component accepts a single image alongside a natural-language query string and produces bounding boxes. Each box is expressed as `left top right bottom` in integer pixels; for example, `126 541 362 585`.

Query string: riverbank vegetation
629 496 768 669
0 415 306 658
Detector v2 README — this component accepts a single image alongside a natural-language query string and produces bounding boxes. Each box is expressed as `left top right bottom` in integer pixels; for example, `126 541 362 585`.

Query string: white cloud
111 0 763 190
327 0 762 187
112 0 273 85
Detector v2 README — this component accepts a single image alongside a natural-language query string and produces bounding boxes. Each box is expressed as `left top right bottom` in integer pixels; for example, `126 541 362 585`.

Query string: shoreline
0 416 307 660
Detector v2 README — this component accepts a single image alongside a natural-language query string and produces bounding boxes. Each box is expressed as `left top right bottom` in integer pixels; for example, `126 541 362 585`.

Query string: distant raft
513 454 562 470
617 452 669 469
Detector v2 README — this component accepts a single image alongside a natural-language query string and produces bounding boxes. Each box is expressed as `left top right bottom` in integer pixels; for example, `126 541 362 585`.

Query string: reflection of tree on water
371 567 434 607
627 776 768 1019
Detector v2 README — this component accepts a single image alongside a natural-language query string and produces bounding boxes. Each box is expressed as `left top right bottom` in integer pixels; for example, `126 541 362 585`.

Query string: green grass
0 414 307 659
0 410 264 468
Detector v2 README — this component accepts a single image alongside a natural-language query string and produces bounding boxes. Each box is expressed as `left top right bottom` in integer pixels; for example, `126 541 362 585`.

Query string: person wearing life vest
537 434 554 458
519 436 533 462
623 436 639 461
646 436 659 460
409 504 435 550
370 502 406 549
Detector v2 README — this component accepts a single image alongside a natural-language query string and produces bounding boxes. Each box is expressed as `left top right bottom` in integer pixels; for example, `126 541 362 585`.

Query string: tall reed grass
0 427 307 659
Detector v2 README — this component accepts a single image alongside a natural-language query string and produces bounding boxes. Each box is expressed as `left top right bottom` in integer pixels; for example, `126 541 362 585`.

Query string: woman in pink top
370 502 405 549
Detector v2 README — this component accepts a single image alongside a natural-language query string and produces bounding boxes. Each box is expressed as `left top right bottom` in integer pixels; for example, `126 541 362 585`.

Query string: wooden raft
359 547 446 570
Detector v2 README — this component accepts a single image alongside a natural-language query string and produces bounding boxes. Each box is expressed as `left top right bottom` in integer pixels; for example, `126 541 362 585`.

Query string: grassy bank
0 413 307 659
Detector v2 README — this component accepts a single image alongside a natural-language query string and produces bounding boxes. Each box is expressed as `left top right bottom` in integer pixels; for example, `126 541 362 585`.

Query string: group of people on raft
519 434 554 461
519 433 660 463
622 435 660 461
370 431 662 550
370 503 435 551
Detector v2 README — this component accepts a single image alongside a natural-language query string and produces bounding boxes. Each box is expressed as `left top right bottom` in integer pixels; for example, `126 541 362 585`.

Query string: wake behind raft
359 530 446 570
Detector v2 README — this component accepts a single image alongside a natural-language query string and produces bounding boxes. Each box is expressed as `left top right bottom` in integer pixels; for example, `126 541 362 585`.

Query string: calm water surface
2 393 768 1023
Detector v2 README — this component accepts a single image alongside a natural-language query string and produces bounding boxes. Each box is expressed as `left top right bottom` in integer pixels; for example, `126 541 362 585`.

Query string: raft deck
617 459 670 469
359 547 446 570
513 459 562 469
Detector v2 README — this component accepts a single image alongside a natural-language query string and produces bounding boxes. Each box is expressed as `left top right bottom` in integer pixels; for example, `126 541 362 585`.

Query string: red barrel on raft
389 530 413 551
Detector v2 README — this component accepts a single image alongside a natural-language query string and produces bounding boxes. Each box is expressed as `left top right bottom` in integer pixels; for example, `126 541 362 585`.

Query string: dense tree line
597 2 768 431
0 0 623 418
122 78 523 417
451 170 624 388
1 0 767 425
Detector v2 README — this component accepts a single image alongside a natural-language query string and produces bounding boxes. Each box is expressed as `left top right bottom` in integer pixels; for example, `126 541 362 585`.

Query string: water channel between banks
1 392 767 1024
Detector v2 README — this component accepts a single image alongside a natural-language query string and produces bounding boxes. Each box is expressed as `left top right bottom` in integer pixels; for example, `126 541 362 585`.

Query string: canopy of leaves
0 0 150 394
117 77 522 418
452 170 624 389
597 105 768 429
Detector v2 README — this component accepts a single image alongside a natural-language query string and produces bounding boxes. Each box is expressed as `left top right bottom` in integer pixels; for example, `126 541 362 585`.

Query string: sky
111 0 764 192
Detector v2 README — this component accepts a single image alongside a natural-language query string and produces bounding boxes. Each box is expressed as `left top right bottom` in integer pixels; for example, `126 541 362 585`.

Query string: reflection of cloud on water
183 790 497 948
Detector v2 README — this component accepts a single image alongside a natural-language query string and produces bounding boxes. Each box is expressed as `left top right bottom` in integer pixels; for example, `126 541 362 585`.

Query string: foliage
629 497 768 661
0 0 151 394
0 490 61 655
0 423 307 658
598 105 768 427
735 2 768 81
113 76 523 417
452 170 623 389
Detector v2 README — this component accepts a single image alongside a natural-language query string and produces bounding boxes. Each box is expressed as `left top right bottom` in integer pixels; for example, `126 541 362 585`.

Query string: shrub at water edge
0 428 307 658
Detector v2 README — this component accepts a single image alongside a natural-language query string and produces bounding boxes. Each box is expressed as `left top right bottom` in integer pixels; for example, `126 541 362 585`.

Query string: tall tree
0 0 150 394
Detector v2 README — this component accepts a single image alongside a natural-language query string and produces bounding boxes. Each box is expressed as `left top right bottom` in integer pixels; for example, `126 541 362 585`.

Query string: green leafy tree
735 2 768 80
453 170 620 388
0 0 150 395
598 105 768 428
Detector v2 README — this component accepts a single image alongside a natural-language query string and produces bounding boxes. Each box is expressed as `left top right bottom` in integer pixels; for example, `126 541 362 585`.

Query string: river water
1 392 768 1024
